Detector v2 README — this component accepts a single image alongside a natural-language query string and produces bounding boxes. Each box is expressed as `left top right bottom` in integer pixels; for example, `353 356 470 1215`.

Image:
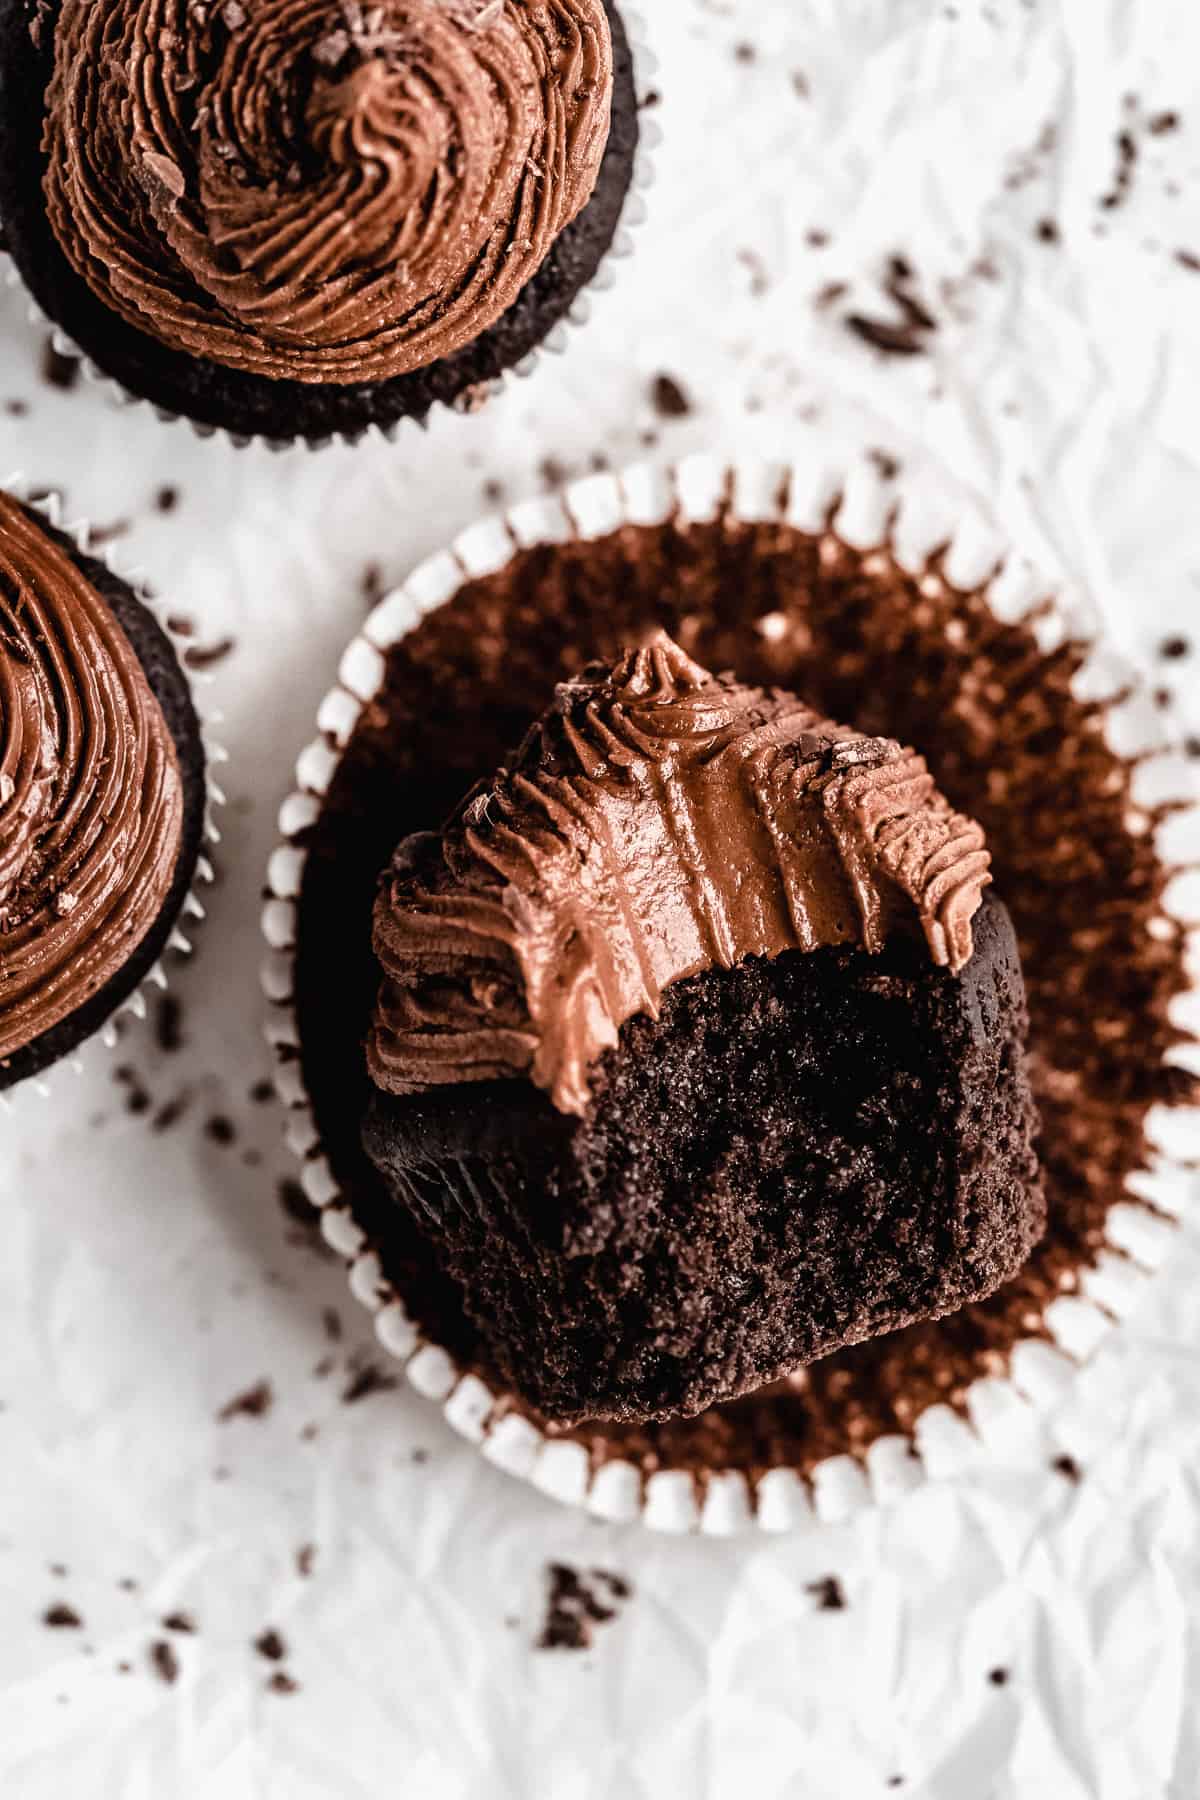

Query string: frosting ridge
0 496 184 1061
368 633 993 1115
41 0 614 384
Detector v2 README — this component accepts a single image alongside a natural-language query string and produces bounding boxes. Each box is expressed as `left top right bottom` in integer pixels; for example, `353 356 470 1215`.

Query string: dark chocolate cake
0 0 639 443
0 494 207 1089
359 634 1042 1423
289 499 1196 1481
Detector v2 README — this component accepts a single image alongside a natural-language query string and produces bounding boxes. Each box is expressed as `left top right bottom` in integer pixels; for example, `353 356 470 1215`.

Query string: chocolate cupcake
264 456 1199 1530
362 634 1043 1424
0 487 208 1091
0 0 642 446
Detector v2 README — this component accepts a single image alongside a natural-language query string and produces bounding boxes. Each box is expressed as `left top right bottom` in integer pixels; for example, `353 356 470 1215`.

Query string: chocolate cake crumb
1052 1454 1082 1483
1101 127 1139 211
1149 110 1180 135
362 563 386 609
149 1640 179 1685
296 1544 316 1578
43 1603 82 1629
1175 251 1200 272
806 1576 847 1612
155 485 179 513
165 613 195 638
152 1093 190 1133
254 1629 287 1663
321 1307 342 1342
48 1562 68 1578
988 1667 1010 1687
5 398 29 416
117 1578 138 1593
341 1361 399 1404
217 1379 273 1422
1036 218 1060 244
537 1564 633 1651
116 1661 132 1674
40 337 80 390
183 637 236 671
250 1078 275 1104
267 1671 299 1695
162 1611 197 1635
867 448 901 481
412 1447 429 1464
651 373 692 419
205 1114 235 1146
114 1065 152 1116
538 455 569 491
482 479 506 506
1159 635 1190 660
155 994 184 1053
734 41 755 63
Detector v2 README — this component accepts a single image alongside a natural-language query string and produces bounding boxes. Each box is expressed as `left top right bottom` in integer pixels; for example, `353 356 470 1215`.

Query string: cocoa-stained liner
1 473 223 1103
261 453 1200 1533
0 5 655 453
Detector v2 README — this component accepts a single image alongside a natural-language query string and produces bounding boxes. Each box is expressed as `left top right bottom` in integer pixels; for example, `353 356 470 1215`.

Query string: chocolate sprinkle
537 1564 633 1651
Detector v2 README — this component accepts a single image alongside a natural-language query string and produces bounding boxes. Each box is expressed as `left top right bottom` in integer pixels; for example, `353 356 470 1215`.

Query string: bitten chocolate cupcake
0 490 207 1090
361 633 1044 1424
0 0 640 445
267 456 1198 1530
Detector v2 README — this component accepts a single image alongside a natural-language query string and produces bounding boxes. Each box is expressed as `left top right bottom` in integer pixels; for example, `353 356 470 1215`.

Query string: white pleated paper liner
0 10 657 455
0 473 224 1105
261 451 1200 1535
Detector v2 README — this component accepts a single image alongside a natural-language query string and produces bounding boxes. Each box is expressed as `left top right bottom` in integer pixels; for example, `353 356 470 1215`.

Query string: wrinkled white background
3 3 1200 1795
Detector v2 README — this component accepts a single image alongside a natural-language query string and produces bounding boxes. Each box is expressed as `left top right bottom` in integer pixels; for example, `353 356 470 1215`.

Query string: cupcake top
39 0 614 385
0 495 184 1062
368 632 992 1115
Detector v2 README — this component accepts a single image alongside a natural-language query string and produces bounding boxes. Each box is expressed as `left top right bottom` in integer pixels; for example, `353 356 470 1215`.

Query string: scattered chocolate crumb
116 1661 133 1674
254 1629 287 1663
1160 635 1191 660
43 1603 82 1629
217 1379 273 1422
1149 110 1180 135
1186 737 1200 759
312 1355 336 1380
299 1422 319 1442
887 1779 906 1790
1154 688 1173 710
114 1065 151 1116
651 373 693 419
867 449 901 481
151 1092 191 1133
266 1671 299 1695
48 1562 68 1578
155 485 179 514
183 637 236 671
165 613 195 638
117 1578 139 1593
295 1544 316 1578
341 1361 399 1404
1052 1454 1082 1483
734 41 755 63
411 1447 429 1465
537 1565 633 1651
1175 251 1200 272
1036 218 1060 244
321 1307 342 1343
805 229 830 249
362 563 386 608
482 479 506 506
41 337 80 391
205 1114 236 1146
155 994 184 1054
814 280 849 312
806 1576 847 1612
149 1641 179 1685
162 1611 197 1635
639 88 660 110
737 248 770 296
1100 128 1138 211
5 399 29 417
846 260 937 357
988 1667 1010 1687
792 70 810 98
250 1078 275 1104
89 518 131 547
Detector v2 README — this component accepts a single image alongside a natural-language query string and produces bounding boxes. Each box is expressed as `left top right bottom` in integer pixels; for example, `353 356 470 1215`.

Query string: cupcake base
0 512 208 1092
0 0 640 445
363 894 1043 1428
274 461 1197 1520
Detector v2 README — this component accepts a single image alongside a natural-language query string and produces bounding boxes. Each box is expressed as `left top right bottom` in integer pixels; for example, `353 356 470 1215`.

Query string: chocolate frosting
368 633 992 1116
0 496 184 1062
41 0 614 384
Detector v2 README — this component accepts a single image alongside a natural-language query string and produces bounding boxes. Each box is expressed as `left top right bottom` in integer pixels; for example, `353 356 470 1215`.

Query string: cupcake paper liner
261 451 1200 1534
0 11 657 455
1 471 224 1104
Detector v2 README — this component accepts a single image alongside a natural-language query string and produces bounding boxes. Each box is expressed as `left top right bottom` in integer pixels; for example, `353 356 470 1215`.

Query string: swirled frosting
368 633 993 1116
0 495 184 1063
40 0 614 384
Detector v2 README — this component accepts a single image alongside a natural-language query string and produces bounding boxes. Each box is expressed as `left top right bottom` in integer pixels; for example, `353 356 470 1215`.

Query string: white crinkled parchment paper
2 4 1200 1796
